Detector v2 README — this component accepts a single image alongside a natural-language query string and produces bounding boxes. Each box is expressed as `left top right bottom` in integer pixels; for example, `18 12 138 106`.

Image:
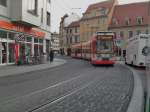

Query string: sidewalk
0 58 66 77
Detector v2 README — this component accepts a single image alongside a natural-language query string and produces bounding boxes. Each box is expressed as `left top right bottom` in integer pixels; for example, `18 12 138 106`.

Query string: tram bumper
91 60 115 65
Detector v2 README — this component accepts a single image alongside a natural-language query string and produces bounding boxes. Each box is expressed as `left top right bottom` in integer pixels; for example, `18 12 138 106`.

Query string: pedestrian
49 50 54 62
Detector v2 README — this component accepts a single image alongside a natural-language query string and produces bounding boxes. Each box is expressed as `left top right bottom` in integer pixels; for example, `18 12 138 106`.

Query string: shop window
34 38 39 43
8 32 15 40
2 42 7 63
39 39 43 44
0 30 7 39
9 43 15 63
0 0 7 7
27 37 32 42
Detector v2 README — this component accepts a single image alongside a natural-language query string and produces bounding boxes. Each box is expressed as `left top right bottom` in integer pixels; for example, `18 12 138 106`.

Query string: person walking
49 50 54 62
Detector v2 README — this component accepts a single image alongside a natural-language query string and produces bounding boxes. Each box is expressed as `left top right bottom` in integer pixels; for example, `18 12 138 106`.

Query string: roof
85 0 114 13
109 2 149 28
67 20 80 28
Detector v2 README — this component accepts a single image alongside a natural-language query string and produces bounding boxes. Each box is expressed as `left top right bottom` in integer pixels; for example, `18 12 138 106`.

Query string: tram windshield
97 39 113 52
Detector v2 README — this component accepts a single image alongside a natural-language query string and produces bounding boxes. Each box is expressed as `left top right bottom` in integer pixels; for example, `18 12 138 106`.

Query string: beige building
80 0 118 42
109 2 150 56
64 20 80 55
59 13 80 55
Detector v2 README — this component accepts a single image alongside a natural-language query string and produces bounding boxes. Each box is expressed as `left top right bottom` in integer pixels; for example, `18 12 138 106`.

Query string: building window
70 37 72 44
75 28 78 33
47 0 51 3
128 31 133 38
125 17 131 26
112 18 118 25
70 29 72 34
0 0 7 7
28 0 38 15
137 17 143 25
146 29 149 34
47 12 51 26
136 30 141 35
41 8 43 23
120 31 124 38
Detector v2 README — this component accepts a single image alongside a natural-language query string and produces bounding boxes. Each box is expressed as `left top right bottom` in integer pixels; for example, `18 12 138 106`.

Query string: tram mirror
142 46 150 56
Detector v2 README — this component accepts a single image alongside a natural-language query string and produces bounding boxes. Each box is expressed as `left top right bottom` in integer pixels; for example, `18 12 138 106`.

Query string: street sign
15 34 25 42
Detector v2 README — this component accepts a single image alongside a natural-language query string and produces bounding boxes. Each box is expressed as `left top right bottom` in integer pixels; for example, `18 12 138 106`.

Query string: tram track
0 66 109 112
26 67 110 112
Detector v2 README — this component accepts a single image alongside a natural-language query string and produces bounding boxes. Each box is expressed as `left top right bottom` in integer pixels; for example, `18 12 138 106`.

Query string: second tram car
71 31 115 65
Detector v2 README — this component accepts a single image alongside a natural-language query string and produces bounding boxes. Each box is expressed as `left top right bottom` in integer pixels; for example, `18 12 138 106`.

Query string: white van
126 34 149 67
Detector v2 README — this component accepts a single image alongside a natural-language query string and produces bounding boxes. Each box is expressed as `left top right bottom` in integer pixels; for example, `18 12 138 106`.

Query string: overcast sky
51 0 149 32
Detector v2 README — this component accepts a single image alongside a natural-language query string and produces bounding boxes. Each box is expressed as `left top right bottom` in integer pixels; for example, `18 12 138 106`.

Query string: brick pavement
0 59 66 77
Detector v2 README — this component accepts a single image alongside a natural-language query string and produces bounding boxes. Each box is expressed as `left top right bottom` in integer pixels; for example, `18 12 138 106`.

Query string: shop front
0 30 15 65
0 20 45 65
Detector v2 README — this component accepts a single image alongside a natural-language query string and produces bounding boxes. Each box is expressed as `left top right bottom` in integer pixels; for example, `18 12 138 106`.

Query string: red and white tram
71 31 115 65
71 43 82 59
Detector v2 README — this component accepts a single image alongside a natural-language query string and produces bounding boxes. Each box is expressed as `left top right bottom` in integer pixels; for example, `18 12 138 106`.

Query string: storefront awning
0 20 45 38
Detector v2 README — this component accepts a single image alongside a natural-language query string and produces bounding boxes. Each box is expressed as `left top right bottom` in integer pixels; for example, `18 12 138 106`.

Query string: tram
71 43 82 59
71 31 115 65
90 31 115 65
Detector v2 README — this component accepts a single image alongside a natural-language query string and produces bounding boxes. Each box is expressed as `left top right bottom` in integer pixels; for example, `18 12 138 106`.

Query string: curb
0 59 67 78
126 65 144 112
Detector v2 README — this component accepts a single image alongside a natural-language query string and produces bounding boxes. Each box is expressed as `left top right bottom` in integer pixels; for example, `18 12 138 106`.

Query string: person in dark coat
49 50 54 62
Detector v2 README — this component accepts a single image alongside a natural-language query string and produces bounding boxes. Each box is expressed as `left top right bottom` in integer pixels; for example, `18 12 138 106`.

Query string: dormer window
137 17 143 25
125 17 131 26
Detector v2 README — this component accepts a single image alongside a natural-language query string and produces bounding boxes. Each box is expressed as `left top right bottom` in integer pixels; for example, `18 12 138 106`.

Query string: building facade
64 20 80 55
51 32 60 53
109 2 150 56
0 0 51 65
80 0 118 42
59 13 80 55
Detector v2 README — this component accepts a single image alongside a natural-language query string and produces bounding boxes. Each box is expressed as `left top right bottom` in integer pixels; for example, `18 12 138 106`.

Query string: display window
8 43 15 63
2 42 7 64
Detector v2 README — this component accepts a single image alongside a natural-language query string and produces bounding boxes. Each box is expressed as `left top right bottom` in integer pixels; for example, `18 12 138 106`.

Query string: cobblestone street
0 57 134 112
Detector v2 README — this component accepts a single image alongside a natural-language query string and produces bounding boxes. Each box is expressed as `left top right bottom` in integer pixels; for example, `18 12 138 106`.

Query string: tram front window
97 40 112 52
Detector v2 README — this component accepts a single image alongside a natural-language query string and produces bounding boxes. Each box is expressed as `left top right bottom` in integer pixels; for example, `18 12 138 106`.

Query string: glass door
2 42 7 64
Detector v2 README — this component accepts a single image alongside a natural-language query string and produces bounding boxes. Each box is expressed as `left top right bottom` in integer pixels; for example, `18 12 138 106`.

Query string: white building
51 32 60 53
0 0 51 65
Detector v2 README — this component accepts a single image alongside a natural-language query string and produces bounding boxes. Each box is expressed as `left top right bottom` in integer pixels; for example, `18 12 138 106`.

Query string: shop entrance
19 44 26 64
